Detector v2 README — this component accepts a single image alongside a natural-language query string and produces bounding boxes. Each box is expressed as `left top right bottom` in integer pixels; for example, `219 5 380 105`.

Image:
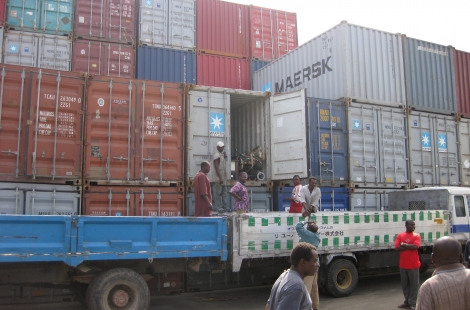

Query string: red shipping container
0 64 85 185
197 53 250 90
82 186 184 216
147 272 184 295
72 40 135 78
196 0 250 58
74 0 136 44
84 76 184 185
0 0 6 26
249 6 298 61
455 49 470 118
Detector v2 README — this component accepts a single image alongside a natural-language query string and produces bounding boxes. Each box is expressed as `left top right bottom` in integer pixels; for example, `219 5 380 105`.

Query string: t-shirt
210 151 227 183
267 269 312 310
394 232 421 269
194 171 212 217
289 184 303 213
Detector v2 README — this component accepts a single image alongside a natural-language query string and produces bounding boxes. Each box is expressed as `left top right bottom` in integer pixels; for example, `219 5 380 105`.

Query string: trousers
400 268 420 307
304 270 319 310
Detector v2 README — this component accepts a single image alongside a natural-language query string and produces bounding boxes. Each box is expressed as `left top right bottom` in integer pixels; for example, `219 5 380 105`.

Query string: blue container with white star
6 0 74 35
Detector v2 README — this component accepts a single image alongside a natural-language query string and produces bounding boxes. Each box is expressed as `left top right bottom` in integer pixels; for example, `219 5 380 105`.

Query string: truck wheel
325 259 358 297
86 268 150 310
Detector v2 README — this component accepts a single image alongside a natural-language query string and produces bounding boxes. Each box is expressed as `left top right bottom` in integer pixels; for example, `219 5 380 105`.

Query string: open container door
270 89 308 180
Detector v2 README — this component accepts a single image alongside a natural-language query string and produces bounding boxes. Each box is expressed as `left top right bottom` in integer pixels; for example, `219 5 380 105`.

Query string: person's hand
218 178 223 184
302 210 311 218
223 151 227 158
235 195 242 202
208 204 213 211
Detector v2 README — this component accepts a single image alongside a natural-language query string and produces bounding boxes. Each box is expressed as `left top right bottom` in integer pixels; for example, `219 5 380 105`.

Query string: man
416 236 470 310
395 219 421 310
194 161 213 217
229 172 249 214
296 221 321 310
211 141 229 213
288 175 303 213
265 242 319 310
464 238 470 268
300 177 321 217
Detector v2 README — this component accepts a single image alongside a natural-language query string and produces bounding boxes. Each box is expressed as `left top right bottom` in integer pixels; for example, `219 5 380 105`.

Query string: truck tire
325 259 358 297
86 268 150 310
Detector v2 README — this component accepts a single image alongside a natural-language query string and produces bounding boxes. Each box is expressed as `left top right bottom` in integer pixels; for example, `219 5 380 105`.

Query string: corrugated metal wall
454 49 470 118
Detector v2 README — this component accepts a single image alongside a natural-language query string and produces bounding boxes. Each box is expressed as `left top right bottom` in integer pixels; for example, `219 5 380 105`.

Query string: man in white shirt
300 177 321 216
210 141 229 213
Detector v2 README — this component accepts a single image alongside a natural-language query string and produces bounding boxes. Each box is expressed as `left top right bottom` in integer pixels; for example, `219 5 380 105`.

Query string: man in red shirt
395 219 421 310
194 161 213 217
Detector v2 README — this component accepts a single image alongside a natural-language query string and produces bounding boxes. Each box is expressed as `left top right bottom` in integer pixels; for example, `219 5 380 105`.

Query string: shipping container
248 6 297 61
0 182 80 215
308 98 348 187
349 188 401 211
0 0 6 26
0 26 4 60
458 119 470 186
83 186 184 216
196 0 250 58
250 59 270 89
72 40 135 78
348 102 409 188
74 0 136 44
408 111 459 187
136 46 196 83
402 36 457 115
0 65 85 184
84 77 184 185
197 53 250 90
186 87 308 186
273 186 349 212
6 0 74 35
3 31 71 70
454 49 470 118
253 21 406 107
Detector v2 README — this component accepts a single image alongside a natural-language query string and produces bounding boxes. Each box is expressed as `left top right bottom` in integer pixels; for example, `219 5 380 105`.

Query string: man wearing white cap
211 141 230 213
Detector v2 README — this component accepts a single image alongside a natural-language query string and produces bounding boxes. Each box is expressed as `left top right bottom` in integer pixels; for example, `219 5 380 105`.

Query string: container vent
409 201 425 211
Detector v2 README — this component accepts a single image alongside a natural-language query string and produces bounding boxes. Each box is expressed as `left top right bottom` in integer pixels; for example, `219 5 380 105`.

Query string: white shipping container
3 31 37 67
37 34 72 71
253 21 406 107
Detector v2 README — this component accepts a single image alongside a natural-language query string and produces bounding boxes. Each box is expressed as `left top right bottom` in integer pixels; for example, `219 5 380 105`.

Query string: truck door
451 195 470 239
270 89 308 180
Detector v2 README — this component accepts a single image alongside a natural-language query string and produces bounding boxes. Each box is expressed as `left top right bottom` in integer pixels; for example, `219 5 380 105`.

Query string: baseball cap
217 141 225 147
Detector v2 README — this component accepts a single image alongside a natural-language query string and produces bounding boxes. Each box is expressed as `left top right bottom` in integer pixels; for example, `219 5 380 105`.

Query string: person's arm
394 234 404 251
299 187 309 212
229 183 242 201
416 282 434 310
276 287 304 310
402 233 421 250
201 194 213 210
213 154 223 184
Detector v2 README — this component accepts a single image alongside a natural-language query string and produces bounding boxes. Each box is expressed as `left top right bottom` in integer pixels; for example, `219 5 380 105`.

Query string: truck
0 186 468 309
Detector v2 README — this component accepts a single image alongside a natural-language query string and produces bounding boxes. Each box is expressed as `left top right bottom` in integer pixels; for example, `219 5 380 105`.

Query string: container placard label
209 112 224 137
353 120 361 131
437 134 447 153
421 132 431 151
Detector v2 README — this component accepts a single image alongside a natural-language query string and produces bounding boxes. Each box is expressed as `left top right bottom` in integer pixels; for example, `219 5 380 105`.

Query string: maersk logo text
274 56 332 93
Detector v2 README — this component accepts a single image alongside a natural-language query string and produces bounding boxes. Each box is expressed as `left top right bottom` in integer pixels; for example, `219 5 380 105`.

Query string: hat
217 141 225 147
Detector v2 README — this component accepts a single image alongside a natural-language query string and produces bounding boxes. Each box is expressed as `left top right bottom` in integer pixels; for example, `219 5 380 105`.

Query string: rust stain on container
454 49 470 118
82 186 184 216
0 64 85 184
84 76 184 184
72 39 135 78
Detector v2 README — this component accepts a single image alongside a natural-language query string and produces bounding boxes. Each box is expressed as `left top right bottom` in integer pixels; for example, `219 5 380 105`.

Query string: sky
230 0 470 52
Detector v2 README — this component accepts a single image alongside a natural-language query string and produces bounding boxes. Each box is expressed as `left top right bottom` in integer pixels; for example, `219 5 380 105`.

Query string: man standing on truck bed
296 221 321 310
211 141 230 213
416 236 470 310
300 177 321 217
194 161 213 217
288 175 303 213
395 219 421 310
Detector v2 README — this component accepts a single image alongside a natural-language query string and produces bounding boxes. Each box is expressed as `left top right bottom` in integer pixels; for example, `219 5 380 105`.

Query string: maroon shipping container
82 186 184 216
72 39 135 78
74 0 136 44
0 64 85 185
0 0 6 26
84 76 184 185
196 0 250 58
249 6 298 61
147 272 184 295
455 49 470 118
197 53 250 90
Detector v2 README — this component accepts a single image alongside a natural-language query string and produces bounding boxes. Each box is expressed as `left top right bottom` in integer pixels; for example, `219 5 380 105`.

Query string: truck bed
0 215 227 267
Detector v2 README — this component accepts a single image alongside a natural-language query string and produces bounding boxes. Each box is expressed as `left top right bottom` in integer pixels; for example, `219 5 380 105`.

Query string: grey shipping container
408 111 460 187
402 36 457 114
3 31 37 67
458 119 470 187
186 87 308 186
349 188 402 211
253 21 406 107
0 27 3 62
0 182 81 215
348 102 409 188
250 60 270 90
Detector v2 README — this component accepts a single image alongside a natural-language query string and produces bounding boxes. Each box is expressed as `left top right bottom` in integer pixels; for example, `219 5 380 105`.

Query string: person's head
405 219 415 233
239 172 248 184
292 175 301 186
201 161 211 174
308 177 317 189
290 242 319 278
307 223 318 233
216 141 225 153
431 236 463 268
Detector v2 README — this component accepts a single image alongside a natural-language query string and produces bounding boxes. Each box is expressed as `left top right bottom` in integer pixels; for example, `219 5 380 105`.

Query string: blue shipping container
250 60 270 90
137 46 196 83
273 187 349 212
7 0 74 35
308 98 348 187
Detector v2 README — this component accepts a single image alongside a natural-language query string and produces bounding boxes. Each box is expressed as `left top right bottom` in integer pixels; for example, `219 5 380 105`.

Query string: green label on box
322 238 328 247
364 215 370 223
344 237 350 245
428 212 432 221
365 236 370 245
411 213 416 221
248 217 255 227
384 235 389 243
402 213 407 222
374 213 380 223
354 214 360 224
262 218 268 226
333 216 339 224
311 215 317 222
393 214 398 222
436 232 441 240
334 238 339 247
275 217 281 226
354 236 360 245
436 211 440 218
419 211 424 221
262 241 268 250
428 232 433 242
420 233 424 240
287 217 293 226
287 240 293 250
274 240 281 249
375 235 380 246
322 216 328 225
248 241 255 251
344 214 350 224
384 213 389 223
